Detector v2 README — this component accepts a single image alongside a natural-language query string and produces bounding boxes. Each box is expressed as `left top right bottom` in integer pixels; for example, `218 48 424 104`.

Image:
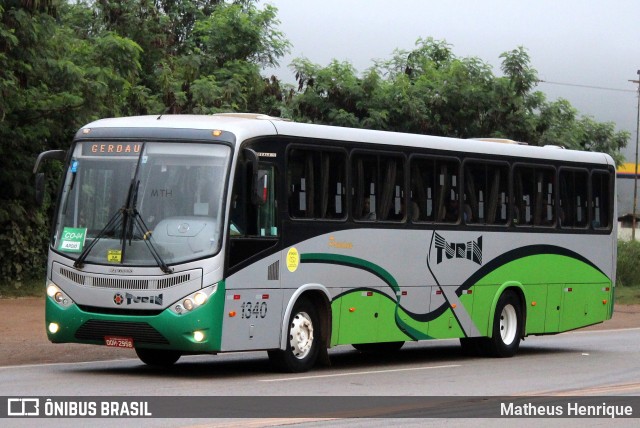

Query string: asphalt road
2 327 639 427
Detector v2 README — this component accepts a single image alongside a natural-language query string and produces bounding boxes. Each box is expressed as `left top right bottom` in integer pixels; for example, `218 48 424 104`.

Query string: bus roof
80 114 615 167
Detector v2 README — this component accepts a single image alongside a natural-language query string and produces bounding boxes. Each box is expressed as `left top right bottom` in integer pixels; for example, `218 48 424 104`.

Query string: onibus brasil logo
434 233 482 265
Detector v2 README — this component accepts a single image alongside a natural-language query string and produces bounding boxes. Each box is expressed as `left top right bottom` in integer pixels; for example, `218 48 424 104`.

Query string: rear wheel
268 298 321 372
352 341 404 353
135 348 181 366
485 291 522 357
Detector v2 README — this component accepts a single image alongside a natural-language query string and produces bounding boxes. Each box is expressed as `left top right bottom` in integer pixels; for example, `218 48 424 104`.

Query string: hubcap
289 311 314 359
499 304 517 345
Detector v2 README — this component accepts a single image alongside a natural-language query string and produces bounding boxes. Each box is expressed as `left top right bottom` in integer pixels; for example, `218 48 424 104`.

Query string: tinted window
410 157 460 223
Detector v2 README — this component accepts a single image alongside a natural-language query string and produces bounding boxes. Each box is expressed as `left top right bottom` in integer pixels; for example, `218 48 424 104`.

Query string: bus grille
92 277 149 290
75 320 170 345
157 274 191 289
55 264 197 290
60 267 86 285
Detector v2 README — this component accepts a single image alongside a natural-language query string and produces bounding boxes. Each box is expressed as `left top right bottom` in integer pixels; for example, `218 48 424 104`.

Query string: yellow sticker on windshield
107 249 122 263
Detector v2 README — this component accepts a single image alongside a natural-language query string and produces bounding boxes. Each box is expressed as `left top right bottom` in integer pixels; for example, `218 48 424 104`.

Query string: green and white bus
34 114 616 372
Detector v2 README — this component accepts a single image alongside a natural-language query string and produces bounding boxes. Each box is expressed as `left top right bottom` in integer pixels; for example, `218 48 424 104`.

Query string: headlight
194 292 207 306
46 282 72 307
169 283 218 315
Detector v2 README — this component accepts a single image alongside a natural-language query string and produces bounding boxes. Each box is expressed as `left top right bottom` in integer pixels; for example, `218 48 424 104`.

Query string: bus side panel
522 284 549 334
469 284 500 337
473 253 612 335
545 284 562 333
331 289 413 345
559 283 612 331
220 288 283 351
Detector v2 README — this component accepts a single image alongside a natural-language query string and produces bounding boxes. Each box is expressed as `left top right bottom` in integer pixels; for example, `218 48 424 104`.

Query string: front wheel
268 298 321 372
485 291 522 357
135 348 181 366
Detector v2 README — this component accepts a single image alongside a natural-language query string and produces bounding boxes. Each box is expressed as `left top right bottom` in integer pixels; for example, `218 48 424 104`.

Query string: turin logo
434 233 482 265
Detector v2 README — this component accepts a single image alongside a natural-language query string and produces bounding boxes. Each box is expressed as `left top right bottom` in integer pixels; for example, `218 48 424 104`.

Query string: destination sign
82 142 141 156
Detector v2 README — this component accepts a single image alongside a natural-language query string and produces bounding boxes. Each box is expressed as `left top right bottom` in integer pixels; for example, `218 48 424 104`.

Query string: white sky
261 0 640 160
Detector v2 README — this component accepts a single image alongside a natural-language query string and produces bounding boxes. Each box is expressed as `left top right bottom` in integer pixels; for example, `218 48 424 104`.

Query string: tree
0 0 291 289
0 1 144 286
287 37 628 161
86 0 290 115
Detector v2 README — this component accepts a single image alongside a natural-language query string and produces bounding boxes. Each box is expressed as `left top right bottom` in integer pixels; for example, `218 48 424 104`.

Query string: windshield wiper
73 207 124 269
74 143 172 274
121 179 173 274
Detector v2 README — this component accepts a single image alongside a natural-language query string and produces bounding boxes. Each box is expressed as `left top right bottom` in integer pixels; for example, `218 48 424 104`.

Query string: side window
229 162 278 237
559 168 589 229
410 157 459 223
463 161 509 225
256 165 278 236
513 165 555 227
352 153 405 222
228 158 279 271
591 170 612 230
288 148 346 220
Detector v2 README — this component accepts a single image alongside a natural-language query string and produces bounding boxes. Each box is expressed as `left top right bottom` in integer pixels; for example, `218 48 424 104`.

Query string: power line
537 79 636 93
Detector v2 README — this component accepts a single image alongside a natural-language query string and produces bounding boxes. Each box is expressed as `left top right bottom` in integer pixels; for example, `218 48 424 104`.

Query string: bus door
222 150 283 351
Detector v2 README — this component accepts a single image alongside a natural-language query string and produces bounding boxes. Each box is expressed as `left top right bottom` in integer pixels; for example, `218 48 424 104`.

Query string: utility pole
630 70 640 241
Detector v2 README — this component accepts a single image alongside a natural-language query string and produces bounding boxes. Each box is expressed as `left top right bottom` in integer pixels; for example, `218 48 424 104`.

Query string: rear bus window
559 168 589 229
591 169 612 229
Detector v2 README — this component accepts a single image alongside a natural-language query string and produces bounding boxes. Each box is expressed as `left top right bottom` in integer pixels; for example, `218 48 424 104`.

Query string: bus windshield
54 141 231 267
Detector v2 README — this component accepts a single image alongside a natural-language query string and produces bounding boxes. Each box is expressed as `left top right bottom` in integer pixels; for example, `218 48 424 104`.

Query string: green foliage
0 0 289 290
287 37 629 163
0 2 630 293
616 240 640 289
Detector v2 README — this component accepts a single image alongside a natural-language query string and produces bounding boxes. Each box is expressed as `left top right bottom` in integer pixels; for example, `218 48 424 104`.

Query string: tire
352 341 404 353
135 348 181 366
485 291 522 357
268 298 321 373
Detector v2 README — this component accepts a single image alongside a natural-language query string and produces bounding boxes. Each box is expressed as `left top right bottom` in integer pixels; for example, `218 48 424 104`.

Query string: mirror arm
33 150 66 174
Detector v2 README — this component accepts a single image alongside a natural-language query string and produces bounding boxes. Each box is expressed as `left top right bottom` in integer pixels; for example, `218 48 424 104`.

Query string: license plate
104 336 134 348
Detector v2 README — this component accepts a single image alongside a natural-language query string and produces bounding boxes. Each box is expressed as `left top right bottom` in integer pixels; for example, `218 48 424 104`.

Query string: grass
614 285 640 305
0 277 44 299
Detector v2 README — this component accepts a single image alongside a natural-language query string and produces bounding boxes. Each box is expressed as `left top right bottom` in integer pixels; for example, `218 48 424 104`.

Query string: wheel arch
278 284 332 350
487 281 526 339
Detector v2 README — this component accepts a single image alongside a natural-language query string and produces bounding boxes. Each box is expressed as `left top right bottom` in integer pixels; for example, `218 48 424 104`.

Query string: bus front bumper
45 292 225 353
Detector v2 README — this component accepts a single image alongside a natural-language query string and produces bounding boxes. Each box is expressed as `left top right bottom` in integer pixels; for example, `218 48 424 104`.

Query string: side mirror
33 149 66 206
33 149 66 174
35 173 45 206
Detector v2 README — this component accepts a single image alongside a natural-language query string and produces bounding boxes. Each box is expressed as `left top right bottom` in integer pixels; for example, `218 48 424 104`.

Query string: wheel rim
289 311 314 359
499 304 518 345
